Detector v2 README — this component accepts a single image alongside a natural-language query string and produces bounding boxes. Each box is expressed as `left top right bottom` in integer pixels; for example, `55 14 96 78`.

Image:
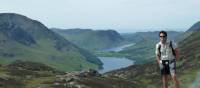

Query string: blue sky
0 0 200 33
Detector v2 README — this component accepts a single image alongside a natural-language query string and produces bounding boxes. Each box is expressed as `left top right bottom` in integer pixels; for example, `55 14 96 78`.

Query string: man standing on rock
155 31 180 88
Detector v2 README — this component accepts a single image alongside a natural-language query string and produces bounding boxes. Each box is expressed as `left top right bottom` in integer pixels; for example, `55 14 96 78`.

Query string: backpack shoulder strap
158 44 161 57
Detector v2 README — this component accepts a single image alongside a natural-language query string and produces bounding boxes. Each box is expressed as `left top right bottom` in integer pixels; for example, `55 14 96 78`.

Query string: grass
0 38 99 71
25 76 56 88
0 63 58 88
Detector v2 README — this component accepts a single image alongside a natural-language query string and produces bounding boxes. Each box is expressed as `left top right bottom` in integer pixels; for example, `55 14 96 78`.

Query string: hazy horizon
52 27 185 33
1 0 200 33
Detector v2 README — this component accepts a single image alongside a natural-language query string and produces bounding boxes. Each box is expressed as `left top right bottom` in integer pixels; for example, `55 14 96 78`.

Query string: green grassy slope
0 13 102 71
0 39 99 71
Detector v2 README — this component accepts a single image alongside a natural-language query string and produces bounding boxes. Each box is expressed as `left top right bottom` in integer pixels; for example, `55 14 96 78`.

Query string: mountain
0 13 102 71
187 21 200 32
176 21 200 42
51 28 124 51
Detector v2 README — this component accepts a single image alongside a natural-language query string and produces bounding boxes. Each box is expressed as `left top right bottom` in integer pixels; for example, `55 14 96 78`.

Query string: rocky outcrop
53 69 101 88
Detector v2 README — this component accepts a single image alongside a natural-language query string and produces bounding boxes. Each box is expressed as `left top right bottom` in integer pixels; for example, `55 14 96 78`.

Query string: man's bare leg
162 75 169 88
171 74 180 88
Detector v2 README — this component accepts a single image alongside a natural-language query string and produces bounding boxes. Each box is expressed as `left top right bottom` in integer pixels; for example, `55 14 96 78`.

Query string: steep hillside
51 28 124 51
0 13 102 71
186 21 200 32
176 21 200 42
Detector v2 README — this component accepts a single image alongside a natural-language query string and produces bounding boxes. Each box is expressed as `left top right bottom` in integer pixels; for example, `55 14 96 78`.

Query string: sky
0 0 200 33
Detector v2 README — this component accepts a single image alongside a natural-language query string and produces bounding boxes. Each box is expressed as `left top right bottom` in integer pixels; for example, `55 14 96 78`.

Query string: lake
98 43 135 73
98 57 134 73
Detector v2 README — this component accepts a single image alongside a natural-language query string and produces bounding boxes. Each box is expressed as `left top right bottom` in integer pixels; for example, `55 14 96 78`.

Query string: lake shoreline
98 57 135 73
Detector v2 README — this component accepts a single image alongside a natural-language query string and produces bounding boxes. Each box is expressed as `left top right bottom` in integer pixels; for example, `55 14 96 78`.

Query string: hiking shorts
159 59 176 75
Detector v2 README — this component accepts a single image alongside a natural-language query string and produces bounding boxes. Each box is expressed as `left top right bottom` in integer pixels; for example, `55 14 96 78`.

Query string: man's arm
156 55 161 64
155 44 161 64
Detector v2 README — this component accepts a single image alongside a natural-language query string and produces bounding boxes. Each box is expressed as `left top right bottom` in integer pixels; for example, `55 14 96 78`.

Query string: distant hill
121 31 182 43
0 13 102 71
51 28 124 51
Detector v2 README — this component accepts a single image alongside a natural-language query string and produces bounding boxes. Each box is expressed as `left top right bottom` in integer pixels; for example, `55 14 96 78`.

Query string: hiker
155 31 180 88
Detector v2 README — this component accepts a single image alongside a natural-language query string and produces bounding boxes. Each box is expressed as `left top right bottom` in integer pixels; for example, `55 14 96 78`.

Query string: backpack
158 41 176 57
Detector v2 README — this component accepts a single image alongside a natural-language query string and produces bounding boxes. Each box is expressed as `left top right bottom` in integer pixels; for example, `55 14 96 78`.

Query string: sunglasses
160 36 166 38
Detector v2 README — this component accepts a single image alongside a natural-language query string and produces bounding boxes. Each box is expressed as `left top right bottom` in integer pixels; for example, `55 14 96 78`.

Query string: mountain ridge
187 21 200 32
52 28 124 51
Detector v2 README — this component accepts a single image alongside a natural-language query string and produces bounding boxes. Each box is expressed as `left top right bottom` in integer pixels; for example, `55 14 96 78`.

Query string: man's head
159 31 167 43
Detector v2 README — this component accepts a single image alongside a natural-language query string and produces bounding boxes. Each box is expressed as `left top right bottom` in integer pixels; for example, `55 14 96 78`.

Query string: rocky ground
0 60 141 88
